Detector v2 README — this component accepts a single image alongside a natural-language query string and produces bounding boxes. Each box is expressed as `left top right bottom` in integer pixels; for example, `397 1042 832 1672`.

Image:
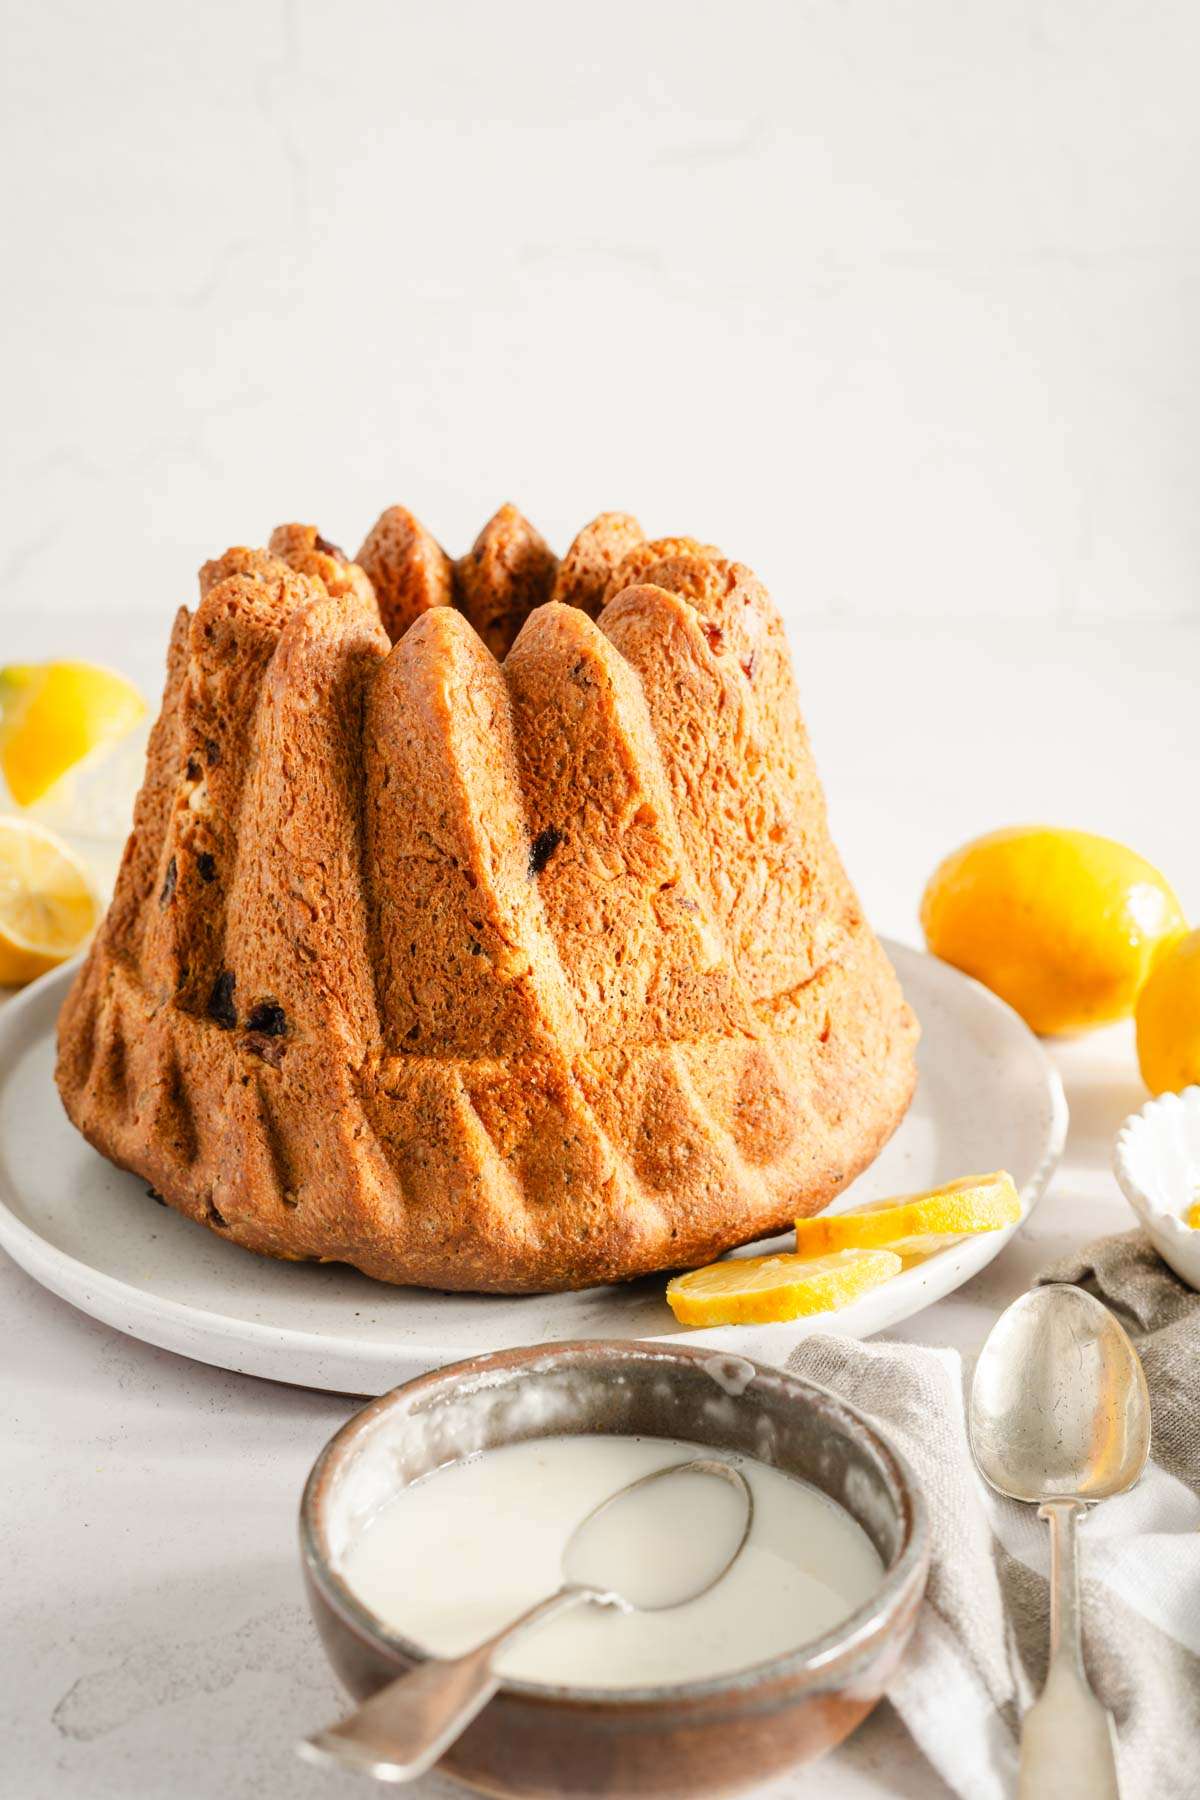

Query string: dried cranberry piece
207 971 237 1029
196 852 217 884
159 856 177 908
528 826 564 878
245 1000 286 1036
701 621 725 654
314 533 344 559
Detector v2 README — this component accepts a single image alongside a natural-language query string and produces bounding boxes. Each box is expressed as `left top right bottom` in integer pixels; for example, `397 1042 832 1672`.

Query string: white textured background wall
4 0 1200 633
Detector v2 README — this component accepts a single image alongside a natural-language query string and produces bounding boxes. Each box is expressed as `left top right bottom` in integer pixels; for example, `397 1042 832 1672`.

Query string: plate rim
0 940 1068 1388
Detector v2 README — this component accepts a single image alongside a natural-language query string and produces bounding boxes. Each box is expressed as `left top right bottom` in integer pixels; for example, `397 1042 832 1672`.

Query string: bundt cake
55 507 918 1294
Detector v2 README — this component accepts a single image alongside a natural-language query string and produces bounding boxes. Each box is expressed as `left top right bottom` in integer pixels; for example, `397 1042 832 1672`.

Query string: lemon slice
793 1172 1021 1261
0 661 145 807
0 816 100 985
666 1248 902 1327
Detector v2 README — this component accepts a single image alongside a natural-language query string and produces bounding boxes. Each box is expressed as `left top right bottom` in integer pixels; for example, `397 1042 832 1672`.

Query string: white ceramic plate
0 942 1066 1394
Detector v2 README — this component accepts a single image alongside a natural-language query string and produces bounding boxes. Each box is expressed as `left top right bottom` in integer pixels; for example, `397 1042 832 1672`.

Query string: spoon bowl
970 1283 1151 1505
969 1284 1151 1800
564 1457 754 1613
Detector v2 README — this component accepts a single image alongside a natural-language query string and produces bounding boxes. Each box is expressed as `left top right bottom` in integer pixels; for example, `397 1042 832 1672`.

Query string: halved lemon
0 660 145 807
0 816 99 985
793 1171 1021 1261
666 1247 902 1327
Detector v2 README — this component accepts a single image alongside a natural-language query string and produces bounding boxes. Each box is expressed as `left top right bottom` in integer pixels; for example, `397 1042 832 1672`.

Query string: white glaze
337 1434 884 1688
702 1353 757 1397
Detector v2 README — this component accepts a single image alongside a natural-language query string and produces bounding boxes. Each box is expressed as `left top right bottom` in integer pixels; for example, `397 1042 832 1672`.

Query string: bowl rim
299 1337 929 1709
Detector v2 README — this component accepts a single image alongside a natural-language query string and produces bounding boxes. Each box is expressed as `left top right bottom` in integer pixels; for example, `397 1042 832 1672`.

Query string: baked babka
55 507 918 1293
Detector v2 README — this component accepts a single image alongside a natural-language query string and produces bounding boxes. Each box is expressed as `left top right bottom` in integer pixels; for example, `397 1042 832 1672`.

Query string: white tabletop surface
3 609 1196 1800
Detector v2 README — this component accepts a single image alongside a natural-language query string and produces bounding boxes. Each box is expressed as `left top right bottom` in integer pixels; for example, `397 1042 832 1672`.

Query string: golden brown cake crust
200 526 374 609
356 505 454 643
551 512 646 616
56 509 918 1294
454 503 558 659
266 523 376 607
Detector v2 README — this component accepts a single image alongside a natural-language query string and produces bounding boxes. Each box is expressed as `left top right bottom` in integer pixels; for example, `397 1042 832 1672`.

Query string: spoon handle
1018 1499 1120 1800
298 1585 591 1783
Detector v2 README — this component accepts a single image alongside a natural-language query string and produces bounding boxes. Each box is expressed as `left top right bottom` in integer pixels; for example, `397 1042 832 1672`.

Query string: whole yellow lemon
920 827 1186 1035
1136 929 1200 1094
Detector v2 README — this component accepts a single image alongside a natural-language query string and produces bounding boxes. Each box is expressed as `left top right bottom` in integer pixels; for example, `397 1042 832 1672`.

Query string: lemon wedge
793 1172 1021 1261
0 660 145 807
0 816 99 985
666 1248 902 1327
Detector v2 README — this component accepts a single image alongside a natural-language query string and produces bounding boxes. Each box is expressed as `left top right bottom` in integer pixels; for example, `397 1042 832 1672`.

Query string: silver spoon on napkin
298 1456 753 1783
969 1282 1151 1800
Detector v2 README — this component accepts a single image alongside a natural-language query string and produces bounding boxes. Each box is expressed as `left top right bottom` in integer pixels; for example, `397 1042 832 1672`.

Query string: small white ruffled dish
1113 1086 1200 1290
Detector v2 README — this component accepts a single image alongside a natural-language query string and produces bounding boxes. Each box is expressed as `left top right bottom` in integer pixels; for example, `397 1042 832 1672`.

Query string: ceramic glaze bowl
300 1340 929 1798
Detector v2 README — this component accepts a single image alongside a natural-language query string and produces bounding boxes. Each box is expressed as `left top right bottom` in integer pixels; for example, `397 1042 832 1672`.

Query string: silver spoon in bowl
299 1456 754 1783
969 1283 1151 1800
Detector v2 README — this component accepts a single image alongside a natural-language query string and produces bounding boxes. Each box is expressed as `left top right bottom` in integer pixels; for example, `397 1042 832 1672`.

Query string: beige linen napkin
786 1231 1200 1800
